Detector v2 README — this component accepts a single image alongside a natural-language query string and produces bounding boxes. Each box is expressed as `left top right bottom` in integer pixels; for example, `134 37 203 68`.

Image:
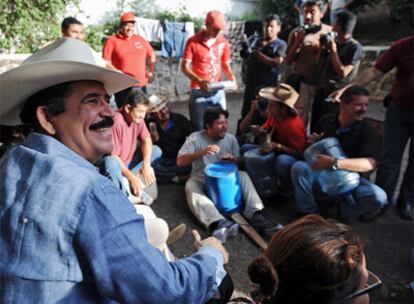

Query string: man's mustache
89 116 114 130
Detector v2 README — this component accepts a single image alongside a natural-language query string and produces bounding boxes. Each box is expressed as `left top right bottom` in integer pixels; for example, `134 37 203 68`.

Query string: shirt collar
24 133 99 171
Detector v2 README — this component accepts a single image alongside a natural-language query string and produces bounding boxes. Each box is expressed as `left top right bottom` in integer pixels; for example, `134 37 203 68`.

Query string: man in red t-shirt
103 12 156 108
242 84 306 197
181 10 237 130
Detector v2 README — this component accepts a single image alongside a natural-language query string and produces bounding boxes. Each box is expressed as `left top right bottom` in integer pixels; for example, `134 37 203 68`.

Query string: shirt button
22 217 28 224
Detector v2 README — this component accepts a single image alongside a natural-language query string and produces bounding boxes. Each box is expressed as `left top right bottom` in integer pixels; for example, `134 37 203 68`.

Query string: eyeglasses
347 270 382 300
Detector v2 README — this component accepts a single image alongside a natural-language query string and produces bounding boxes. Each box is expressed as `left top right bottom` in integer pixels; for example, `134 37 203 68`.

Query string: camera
320 32 338 47
300 24 321 35
241 32 262 54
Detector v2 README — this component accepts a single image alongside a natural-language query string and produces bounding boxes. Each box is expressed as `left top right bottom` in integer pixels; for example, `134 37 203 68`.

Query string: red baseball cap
205 10 226 30
120 12 136 23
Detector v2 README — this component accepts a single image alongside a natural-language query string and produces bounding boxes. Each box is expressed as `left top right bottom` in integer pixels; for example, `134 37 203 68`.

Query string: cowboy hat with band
0 37 137 126
258 83 299 115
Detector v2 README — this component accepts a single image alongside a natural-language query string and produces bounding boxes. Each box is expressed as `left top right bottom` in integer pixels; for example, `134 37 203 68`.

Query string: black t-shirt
241 37 287 87
319 38 364 91
315 114 382 163
147 112 196 159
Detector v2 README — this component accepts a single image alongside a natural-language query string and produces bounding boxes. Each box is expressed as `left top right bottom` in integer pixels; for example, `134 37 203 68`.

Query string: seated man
177 107 282 243
291 85 388 221
146 95 196 183
0 38 232 303
96 89 161 200
241 84 306 197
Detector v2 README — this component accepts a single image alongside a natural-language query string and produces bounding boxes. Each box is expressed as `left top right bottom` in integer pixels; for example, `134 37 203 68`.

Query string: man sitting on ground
177 107 282 243
291 85 388 221
96 89 161 201
146 95 196 183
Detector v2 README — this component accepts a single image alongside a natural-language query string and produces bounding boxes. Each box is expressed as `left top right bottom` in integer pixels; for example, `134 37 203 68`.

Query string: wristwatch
332 158 340 170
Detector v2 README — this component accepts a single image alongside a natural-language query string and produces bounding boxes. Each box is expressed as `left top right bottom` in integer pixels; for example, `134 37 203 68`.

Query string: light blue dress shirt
0 133 226 303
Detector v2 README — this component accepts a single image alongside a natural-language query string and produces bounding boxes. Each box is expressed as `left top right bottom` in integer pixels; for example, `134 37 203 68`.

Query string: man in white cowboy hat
240 83 306 198
146 94 196 183
0 38 233 303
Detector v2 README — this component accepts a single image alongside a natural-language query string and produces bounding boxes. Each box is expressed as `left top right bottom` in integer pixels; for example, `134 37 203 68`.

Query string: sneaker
211 219 239 243
250 210 283 235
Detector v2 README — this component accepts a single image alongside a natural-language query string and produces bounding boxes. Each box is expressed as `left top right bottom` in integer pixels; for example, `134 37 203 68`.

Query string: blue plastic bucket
205 162 242 215
304 137 360 196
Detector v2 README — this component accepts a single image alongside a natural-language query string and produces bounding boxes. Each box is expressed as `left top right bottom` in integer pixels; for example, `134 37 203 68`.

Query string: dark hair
20 82 74 132
303 0 327 14
123 88 149 108
248 215 365 304
341 85 369 104
203 107 229 129
264 14 282 26
335 11 357 34
61 17 82 33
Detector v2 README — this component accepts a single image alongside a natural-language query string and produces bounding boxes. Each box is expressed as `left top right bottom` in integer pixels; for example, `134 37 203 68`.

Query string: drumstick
230 212 268 251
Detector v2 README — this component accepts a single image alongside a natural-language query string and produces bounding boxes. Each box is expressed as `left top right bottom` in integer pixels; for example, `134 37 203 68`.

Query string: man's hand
128 174 142 196
220 153 237 163
260 142 283 154
328 86 348 103
146 71 154 83
203 144 220 156
139 164 156 186
198 79 210 92
250 125 266 137
293 29 305 48
312 154 334 171
192 230 229 264
328 39 337 54
150 131 160 143
306 132 324 146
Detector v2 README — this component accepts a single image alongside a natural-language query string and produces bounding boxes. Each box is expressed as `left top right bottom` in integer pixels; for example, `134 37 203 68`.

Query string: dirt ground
151 94 413 303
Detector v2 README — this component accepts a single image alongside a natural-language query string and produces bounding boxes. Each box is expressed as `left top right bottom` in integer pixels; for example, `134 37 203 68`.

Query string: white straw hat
0 37 137 125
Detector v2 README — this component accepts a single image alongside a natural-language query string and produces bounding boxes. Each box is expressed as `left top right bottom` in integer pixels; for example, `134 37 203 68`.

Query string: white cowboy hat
148 95 168 113
258 83 299 114
0 37 137 125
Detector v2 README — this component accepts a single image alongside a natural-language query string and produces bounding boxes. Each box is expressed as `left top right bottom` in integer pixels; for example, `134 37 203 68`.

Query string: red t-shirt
103 33 154 87
261 114 307 153
182 30 231 89
111 111 150 164
375 35 413 111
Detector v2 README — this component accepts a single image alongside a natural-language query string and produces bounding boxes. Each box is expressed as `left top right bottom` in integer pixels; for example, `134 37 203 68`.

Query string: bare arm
329 66 384 101
254 49 284 67
312 155 377 173
181 60 210 92
113 156 141 196
286 29 305 64
105 60 122 73
177 145 220 167
146 52 156 82
328 40 355 78
140 137 156 185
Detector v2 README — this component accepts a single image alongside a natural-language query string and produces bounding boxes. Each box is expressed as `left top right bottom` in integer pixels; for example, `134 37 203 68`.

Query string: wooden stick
231 212 268 251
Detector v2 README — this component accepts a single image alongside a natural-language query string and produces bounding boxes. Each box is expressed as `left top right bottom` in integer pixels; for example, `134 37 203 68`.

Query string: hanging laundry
135 17 163 42
161 21 194 58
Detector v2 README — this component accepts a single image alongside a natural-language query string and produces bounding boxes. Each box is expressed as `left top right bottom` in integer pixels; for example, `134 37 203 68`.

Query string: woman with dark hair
247 214 381 304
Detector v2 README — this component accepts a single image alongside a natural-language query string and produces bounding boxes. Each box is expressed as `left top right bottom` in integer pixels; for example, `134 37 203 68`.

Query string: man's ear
36 107 56 135
124 104 131 114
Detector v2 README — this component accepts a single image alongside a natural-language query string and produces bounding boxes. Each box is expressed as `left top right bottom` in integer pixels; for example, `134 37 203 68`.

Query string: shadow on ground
152 93 413 303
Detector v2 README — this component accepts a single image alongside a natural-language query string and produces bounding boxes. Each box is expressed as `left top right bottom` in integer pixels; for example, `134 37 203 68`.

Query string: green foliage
0 0 80 53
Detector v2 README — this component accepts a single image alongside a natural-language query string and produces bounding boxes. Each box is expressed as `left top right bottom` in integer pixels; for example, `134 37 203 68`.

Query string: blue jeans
376 102 413 205
96 145 162 195
161 22 190 58
291 161 387 217
189 89 226 130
